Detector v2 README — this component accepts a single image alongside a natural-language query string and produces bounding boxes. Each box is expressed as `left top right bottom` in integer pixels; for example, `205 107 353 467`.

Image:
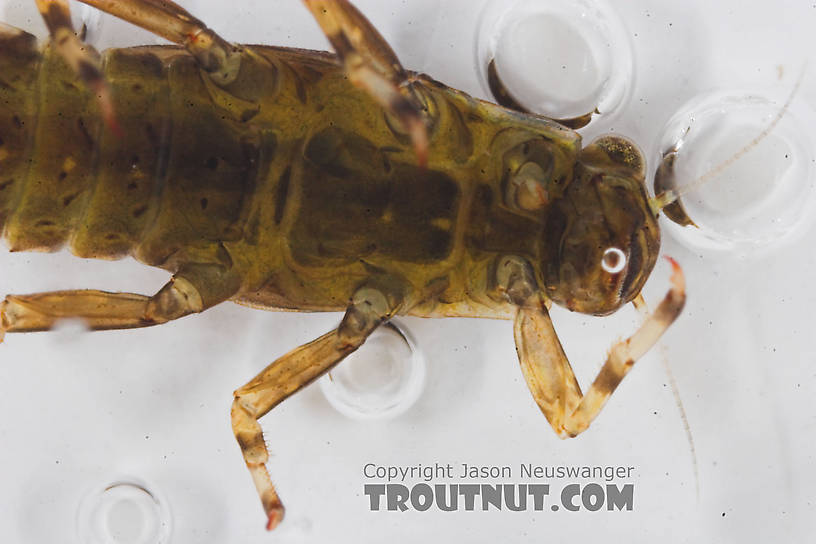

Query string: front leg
231 285 402 530
501 256 686 438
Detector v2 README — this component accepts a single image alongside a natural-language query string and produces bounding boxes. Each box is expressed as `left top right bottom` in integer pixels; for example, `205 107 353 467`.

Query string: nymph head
539 136 661 316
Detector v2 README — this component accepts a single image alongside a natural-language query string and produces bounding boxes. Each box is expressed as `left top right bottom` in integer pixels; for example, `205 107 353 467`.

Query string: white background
0 1 815 542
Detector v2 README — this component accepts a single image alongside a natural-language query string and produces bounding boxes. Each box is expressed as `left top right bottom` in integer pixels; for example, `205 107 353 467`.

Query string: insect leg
500 257 583 435
231 286 401 530
0 264 240 338
33 0 118 132
303 0 429 165
503 256 686 438
74 0 241 85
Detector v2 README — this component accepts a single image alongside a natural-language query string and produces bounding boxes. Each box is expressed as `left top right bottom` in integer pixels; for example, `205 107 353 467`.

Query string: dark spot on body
58 171 67 181
294 75 307 104
240 108 259 122
62 193 78 207
390 97 416 118
77 60 103 86
205 157 219 170
274 166 291 225
200 197 208 210
476 184 493 207
241 138 261 165
0 179 14 191
145 122 158 143
132 205 148 218
127 182 138 190
427 230 452 259
131 83 143 92
35 219 55 228
77 117 94 149
12 115 22 129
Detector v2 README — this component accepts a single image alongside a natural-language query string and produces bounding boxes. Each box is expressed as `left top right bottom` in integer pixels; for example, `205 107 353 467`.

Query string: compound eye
601 247 626 273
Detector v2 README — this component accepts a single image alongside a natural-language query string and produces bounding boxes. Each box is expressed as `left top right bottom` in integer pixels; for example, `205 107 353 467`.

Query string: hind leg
74 0 241 84
33 0 241 125
0 264 241 339
231 286 401 530
34 0 118 130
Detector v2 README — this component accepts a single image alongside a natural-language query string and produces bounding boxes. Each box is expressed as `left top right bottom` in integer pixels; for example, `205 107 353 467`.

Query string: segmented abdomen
0 26 560 317
0 28 260 266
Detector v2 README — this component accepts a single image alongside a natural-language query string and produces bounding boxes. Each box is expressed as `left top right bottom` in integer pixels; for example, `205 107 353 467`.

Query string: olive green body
0 31 596 318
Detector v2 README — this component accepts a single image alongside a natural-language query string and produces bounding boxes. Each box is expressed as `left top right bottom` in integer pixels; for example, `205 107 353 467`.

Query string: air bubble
475 0 634 126
653 89 816 254
77 479 172 544
320 321 425 420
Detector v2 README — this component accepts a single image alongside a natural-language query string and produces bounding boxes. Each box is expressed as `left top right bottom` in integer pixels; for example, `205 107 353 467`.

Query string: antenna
651 68 806 215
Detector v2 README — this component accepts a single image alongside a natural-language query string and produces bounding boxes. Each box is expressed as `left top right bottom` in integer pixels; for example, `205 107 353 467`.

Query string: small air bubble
77 479 172 544
654 89 816 253
476 0 634 124
320 321 425 420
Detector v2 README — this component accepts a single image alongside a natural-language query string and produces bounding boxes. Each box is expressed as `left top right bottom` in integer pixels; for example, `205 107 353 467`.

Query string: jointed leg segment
75 0 241 85
37 0 429 164
231 286 401 530
303 0 430 165
1 283 191 336
0 264 240 340
504 257 686 438
34 0 118 132
34 0 242 134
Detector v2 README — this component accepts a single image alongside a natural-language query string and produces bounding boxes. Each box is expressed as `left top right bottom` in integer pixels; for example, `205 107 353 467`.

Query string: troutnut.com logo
363 463 635 512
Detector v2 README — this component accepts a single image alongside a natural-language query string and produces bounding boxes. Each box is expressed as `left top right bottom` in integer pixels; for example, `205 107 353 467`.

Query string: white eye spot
602 247 626 274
